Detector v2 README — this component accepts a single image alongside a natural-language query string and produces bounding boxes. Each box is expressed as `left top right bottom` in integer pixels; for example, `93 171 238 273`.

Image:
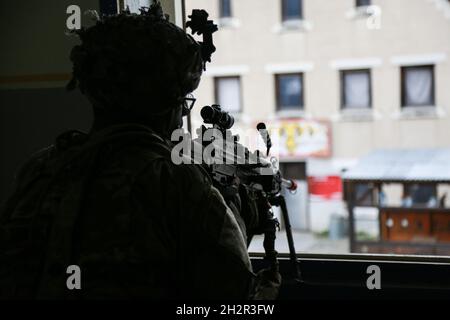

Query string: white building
185 0 450 233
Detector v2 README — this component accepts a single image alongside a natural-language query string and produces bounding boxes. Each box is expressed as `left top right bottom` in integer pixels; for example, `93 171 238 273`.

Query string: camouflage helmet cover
67 2 204 116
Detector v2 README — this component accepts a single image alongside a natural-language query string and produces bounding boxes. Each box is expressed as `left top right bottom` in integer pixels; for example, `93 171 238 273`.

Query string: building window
276 73 304 111
403 184 437 207
340 69 372 109
354 183 377 206
119 0 151 13
401 65 435 107
356 0 371 7
219 0 232 18
282 0 303 21
215 76 242 113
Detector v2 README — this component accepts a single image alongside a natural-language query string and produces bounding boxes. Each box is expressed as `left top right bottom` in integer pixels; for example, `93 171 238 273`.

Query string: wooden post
346 181 356 253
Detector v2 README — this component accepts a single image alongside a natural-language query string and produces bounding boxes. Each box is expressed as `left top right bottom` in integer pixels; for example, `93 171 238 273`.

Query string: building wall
185 0 450 232
186 0 450 157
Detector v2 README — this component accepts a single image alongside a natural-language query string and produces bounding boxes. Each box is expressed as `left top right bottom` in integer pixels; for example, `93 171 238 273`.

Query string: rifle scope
200 104 234 129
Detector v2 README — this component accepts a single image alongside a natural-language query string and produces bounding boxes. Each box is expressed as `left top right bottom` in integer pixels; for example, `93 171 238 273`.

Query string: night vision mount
186 9 218 70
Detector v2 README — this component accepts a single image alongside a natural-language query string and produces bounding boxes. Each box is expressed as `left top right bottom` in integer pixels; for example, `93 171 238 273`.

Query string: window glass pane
403 66 434 106
283 0 302 20
216 77 241 113
220 0 232 18
182 0 450 259
123 0 151 13
277 74 303 110
342 70 371 108
354 183 375 206
403 184 437 207
356 0 371 7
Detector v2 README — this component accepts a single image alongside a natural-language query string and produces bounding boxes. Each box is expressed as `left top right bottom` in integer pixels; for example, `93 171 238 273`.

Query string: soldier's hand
252 267 282 300
238 184 261 235
220 184 242 212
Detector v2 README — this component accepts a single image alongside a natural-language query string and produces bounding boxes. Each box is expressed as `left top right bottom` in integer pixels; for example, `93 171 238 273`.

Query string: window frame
281 0 303 22
401 65 435 108
250 253 450 299
214 75 243 114
275 73 305 111
180 0 449 270
340 69 372 110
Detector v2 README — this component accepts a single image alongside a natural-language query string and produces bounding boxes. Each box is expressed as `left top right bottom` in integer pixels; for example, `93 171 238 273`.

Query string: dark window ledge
251 253 450 299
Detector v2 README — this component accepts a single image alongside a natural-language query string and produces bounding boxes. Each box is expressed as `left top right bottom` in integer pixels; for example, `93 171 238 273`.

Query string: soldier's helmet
67 2 203 117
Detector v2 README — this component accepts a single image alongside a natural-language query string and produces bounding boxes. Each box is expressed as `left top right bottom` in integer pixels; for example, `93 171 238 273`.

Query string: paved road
248 230 349 254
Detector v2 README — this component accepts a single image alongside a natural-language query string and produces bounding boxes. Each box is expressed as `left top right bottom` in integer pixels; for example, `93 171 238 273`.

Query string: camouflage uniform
0 124 255 299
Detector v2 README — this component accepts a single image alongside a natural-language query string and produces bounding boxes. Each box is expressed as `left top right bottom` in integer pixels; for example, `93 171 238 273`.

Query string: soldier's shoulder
171 163 212 186
17 145 56 178
138 158 212 192
20 130 89 174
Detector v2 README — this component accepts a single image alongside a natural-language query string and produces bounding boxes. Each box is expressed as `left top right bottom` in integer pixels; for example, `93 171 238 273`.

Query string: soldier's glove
252 267 282 300
213 179 249 238
220 182 242 212
216 180 266 238
238 184 261 235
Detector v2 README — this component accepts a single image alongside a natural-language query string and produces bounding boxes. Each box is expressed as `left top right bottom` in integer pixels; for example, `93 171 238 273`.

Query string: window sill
393 106 446 120
346 5 380 20
218 17 241 29
251 251 450 264
250 254 450 299
272 19 313 34
275 109 308 119
333 108 376 122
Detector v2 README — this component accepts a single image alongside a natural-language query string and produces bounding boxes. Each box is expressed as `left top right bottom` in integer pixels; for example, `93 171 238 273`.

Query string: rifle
192 104 302 282
185 9 301 282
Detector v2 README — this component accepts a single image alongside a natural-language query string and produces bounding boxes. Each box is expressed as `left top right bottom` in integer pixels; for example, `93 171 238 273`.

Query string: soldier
0 3 280 299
